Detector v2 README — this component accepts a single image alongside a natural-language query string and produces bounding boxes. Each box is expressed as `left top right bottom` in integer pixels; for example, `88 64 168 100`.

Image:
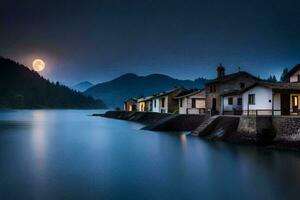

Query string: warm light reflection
180 134 187 143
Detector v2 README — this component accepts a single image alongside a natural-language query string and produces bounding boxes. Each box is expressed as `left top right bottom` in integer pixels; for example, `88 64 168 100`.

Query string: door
281 94 290 115
212 98 217 111
292 96 298 113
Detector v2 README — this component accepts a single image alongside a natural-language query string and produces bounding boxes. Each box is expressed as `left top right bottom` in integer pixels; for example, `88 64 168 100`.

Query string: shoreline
96 111 300 151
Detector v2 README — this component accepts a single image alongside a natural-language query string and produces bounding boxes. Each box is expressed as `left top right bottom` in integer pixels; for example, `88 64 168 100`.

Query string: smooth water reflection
0 110 300 200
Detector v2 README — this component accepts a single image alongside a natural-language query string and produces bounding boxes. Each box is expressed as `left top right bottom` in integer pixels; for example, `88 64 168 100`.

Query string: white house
151 88 185 113
241 82 300 116
174 89 206 114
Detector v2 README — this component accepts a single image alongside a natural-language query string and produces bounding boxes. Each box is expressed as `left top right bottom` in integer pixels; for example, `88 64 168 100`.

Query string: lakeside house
174 89 206 114
241 64 300 116
151 88 186 113
241 82 300 115
137 96 153 112
123 63 300 116
124 98 137 111
206 64 259 115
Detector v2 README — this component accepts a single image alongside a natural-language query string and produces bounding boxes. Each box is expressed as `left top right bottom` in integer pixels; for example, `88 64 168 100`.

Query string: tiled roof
241 81 300 93
153 87 186 98
124 97 137 103
137 96 153 102
287 64 300 77
206 71 259 85
220 90 243 96
174 89 205 99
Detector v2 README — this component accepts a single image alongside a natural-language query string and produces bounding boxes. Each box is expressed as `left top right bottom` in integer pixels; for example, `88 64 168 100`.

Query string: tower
217 64 225 78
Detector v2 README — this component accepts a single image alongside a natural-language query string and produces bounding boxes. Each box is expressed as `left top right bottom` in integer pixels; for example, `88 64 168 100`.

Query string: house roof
206 71 260 85
124 97 137 103
174 89 205 99
137 96 153 102
240 81 300 94
221 90 243 97
153 87 186 98
287 64 300 77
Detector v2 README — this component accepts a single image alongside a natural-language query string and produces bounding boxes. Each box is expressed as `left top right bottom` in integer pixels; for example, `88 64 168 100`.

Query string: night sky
1 0 300 85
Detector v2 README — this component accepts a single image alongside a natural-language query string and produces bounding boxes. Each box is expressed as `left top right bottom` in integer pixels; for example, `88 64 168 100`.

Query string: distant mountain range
0 57 106 109
84 73 207 108
72 81 94 92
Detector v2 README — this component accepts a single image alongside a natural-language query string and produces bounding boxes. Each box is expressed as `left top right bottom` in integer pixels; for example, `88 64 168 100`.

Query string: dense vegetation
265 68 289 83
0 57 106 109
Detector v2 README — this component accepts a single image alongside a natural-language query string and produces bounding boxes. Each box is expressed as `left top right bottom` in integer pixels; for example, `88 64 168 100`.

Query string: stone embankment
193 115 300 150
96 111 206 131
96 111 172 125
96 111 300 150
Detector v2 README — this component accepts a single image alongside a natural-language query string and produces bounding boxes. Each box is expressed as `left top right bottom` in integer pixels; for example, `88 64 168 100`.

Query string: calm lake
0 109 300 200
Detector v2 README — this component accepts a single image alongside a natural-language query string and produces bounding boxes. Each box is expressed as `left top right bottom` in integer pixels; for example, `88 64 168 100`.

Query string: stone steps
191 115 219 136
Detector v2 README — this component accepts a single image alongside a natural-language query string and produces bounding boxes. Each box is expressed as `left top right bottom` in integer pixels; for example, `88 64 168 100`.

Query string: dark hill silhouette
84 73 207 108
0 57 106 109
72 81 94 92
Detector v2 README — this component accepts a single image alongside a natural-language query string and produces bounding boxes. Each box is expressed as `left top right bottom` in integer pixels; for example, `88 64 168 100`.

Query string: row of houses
124 64 300 116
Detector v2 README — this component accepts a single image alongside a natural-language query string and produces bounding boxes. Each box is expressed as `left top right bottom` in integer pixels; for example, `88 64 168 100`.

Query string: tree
280 68 289 82
267 75 277 83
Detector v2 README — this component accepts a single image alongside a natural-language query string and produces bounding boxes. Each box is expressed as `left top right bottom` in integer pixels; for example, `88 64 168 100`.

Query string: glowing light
32 59 45 72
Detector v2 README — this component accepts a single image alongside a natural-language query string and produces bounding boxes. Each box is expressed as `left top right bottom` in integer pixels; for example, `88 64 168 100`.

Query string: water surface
0 109 300 200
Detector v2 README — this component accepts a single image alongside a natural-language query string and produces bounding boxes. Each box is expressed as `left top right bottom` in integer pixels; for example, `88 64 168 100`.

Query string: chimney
217 64 225 78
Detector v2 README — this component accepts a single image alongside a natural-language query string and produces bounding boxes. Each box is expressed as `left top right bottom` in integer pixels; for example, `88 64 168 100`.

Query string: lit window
293 96 298 106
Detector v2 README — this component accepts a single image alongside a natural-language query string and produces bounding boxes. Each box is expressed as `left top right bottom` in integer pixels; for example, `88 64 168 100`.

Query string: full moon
32 59 45 72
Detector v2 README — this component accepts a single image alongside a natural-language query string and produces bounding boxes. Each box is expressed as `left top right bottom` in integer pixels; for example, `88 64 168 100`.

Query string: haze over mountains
84 73 207 108
0 57 106 109
72 81 94 92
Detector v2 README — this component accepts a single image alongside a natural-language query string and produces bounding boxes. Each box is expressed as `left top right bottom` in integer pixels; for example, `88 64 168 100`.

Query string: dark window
248 94 255 105
212 98 217 111
154 100 156 107
238 98 243 105
210 85 216 92
192 99 196 108
180 99 183 107
240 82 245 89
298 75 300 82
228 97 233 105
161 98 165 107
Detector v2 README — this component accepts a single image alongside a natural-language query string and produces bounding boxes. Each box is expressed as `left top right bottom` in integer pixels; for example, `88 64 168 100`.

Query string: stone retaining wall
236 116 300 142
272 116 300 141
237 116 272 138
